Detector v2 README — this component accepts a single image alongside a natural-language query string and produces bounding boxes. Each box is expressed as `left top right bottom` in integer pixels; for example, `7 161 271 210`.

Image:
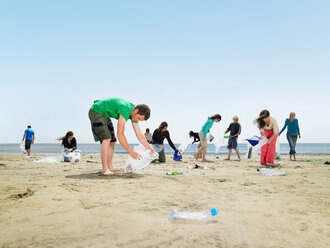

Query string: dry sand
0 154 329 248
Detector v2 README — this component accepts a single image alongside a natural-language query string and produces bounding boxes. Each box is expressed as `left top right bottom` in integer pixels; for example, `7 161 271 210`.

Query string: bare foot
102 169 114 176
202 160 210 162
224 158 230 160
109 167 122 172
194 154 199 160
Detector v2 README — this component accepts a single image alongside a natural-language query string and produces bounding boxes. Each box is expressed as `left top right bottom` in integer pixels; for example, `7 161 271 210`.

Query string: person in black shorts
224 115 241 161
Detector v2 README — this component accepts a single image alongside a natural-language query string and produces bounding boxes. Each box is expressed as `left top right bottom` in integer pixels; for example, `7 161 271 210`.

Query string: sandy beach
0 154 329 248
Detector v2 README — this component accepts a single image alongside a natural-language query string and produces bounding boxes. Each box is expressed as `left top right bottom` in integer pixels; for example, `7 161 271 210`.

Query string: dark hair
27 125 31 128
157 121 168 132
57 131 74 145
210 114 221 121
189 131 194 137
146 128 150 133
254 110 270 129
134 104 151 120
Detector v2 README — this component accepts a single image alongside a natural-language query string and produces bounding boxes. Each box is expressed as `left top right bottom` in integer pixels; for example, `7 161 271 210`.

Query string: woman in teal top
279 112 301 161
194 114 221 162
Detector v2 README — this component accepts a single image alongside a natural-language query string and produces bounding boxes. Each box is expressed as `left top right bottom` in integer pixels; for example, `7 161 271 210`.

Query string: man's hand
130 150 142 160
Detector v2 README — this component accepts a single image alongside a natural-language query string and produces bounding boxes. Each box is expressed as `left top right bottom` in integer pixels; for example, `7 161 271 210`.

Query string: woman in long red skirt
254 110 279 166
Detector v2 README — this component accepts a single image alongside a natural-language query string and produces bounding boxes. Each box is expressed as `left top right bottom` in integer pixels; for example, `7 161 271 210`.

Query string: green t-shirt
91 97 135 121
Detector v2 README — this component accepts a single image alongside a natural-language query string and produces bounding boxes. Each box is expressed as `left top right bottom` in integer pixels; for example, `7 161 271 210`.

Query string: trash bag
124 145 159 173
62 150 82 162
178 141 193 154
245 135 268 159
20 142 26 154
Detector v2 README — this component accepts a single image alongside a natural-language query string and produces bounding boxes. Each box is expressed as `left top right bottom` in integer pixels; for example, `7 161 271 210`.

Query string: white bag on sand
124 145 159 173
62 150 82 162
275 135 281 159
33 156 63 163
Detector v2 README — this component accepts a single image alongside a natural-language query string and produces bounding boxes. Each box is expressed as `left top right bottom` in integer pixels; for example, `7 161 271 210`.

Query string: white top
260 116 279 135
144 133 152 142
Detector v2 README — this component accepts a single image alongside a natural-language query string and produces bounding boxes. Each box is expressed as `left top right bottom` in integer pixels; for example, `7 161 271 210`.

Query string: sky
0 0 329 144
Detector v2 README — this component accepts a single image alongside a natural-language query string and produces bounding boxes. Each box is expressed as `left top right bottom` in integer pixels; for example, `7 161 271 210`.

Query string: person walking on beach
57 131 77 153
254 110 279 166
194 114 221 162
144 128 152 143
89 97 154 175
279 112 301 161
224 115 241 161
22 125 35 157
151 122 178 163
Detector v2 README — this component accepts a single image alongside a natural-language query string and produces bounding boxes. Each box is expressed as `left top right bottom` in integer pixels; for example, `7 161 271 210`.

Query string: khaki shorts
199 131 207 148
89 109 117 143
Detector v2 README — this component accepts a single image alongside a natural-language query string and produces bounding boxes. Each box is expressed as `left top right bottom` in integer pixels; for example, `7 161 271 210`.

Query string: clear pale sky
0 0 329 144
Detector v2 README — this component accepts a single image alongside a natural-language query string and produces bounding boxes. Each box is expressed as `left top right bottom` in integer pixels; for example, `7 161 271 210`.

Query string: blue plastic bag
173 152 182 161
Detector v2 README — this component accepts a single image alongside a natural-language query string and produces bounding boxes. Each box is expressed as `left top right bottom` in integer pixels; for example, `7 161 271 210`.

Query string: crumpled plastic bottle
257 168 286 176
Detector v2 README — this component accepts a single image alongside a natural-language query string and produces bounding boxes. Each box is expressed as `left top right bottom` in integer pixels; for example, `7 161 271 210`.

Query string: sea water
0 143 329 156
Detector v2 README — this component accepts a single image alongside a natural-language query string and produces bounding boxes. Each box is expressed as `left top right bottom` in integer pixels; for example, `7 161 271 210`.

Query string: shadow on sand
66 172 144 180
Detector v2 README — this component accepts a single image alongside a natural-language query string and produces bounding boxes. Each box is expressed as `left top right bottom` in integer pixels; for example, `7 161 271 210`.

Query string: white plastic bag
178 141 193 154
124 145 159 173
62 150 82 162
213 135 229 155
20 142 26 154
245 135 268 159
33 156 63 163
275 135 281 159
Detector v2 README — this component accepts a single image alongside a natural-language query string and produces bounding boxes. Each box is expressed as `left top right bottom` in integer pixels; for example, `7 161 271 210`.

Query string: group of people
22 97 301 175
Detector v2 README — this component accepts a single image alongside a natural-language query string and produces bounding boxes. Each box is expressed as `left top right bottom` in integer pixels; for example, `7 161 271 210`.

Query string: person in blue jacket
22 125 35 157
279 112 301 161
194 114 221 162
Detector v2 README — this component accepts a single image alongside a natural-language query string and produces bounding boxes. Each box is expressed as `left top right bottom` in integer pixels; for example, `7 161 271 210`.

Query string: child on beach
194 114 221 162
57 131 77 153
89 97 154 175
279 112 301 161
151 122 178 163
254 110 279 166
224 115 241 161
22 125 35 157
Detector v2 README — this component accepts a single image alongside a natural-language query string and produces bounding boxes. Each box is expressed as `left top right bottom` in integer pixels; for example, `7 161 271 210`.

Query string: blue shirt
24 129 35 141
279 119 300 135
201 117 214 138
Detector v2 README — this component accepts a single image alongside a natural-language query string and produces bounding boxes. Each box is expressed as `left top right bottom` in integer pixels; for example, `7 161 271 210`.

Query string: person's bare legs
108 142 120 171
235 149 240 161
27 148 31 156
194 146 203 159
225 149 232 160
202 147 208 162
289 154 292 160
100 139 113 175
293 154 296 161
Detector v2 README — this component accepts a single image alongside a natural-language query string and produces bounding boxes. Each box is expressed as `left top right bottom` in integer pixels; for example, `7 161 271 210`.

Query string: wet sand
0 154 329 248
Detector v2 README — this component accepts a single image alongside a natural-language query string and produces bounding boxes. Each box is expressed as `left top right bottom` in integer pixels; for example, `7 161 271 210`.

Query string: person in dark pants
57 131 77 153
152 122 178 163
279 112 301 161
224 115 241 161
22 125 35 157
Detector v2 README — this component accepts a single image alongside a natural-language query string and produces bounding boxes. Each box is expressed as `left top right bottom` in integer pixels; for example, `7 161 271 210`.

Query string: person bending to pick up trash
57 131 77 153
89 97 154 176
254 110 279 166
194 114 221 162
151 122 178 163
224 115 241 161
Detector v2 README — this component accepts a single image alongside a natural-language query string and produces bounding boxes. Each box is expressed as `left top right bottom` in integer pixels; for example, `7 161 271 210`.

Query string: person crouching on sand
57 131 77 153
194 114 221 162
254 110 279 166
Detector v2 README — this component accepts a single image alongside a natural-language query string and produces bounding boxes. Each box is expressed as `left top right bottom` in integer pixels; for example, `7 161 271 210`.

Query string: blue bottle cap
257 169 260 172
210 208 219 216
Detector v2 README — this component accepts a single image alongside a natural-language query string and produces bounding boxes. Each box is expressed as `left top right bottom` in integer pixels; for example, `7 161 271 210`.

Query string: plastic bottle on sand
169 208 219 222
257 168 286 176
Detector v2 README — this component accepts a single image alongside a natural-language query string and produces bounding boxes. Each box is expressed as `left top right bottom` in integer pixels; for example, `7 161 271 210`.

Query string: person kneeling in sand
57 131 77 153
89 97 154 175
224 115 241 161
